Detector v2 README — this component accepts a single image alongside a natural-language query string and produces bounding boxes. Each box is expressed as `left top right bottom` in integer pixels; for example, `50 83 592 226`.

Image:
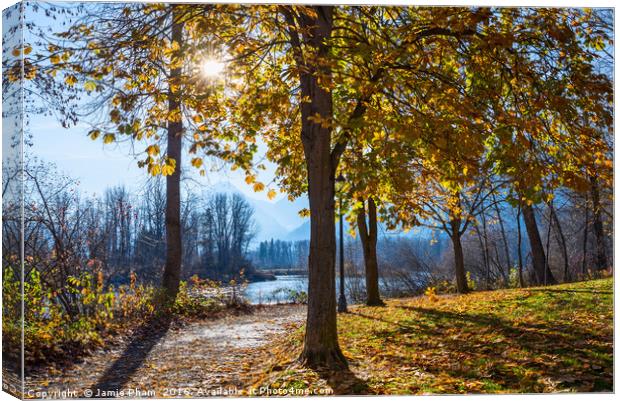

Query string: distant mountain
284 218 355 242
205 181 441 245
206 181 243 197
273 196 309 230
248 195 308 232
205 181 308 242
286 220 310 241
252 213 289 242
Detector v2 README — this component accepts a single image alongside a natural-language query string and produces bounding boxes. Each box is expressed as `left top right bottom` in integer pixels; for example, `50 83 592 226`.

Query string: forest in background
2 158 261 286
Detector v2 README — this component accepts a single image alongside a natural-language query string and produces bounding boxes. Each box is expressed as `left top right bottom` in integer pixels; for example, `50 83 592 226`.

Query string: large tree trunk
548 202 569 282
357 198 384 306
162 8 183 298
289 6 346 369
450 218 469 294
522 204 556 285
589 175 608 271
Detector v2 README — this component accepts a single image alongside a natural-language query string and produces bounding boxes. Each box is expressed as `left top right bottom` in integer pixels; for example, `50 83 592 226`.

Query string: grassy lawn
253 278 613 394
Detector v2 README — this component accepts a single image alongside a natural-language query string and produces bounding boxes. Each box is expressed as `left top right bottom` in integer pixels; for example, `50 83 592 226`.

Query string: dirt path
25 305 305 398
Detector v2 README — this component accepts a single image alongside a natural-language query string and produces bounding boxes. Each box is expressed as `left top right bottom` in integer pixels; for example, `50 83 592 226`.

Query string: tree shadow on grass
397 305 612 391
397 305 611 351
315 367 370 395
349 306 612 392
91 314 172 397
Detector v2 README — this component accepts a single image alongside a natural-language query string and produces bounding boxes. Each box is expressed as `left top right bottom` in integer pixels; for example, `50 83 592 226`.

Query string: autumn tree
473 9 613 284
376 8 612 289
28 3 257 297
183 4 387 366
198 5 531 361
21 4 612 369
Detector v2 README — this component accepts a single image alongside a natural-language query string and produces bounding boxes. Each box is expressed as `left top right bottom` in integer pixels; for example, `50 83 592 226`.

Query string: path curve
26 304 305 398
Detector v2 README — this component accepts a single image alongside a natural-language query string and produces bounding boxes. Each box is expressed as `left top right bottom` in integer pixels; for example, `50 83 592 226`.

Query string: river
243 274 425 304
244 275 308 304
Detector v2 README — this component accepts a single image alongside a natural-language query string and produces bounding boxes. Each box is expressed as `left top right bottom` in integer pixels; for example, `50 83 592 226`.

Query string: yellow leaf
103 134 115 144
11 48 20 57
23 46 32 55
84 81 97 92
168 109 181 123
245 175 255 185
149 164 161 176
191 158 203 168
192 115 203 124
267 189 277 200
146 145 160 156
88 130 100 140
50 54 60 64
253 182 265 192
65 75 78 86
162 164 175 176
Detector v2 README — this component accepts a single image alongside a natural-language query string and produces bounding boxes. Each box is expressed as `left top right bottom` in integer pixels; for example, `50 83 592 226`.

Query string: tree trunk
589 175 608 271
472 221 489 289
548 202 569 282
582 194 589 276
492 196 511 286
544 207 552 282
162 8 183 298
290 6 347 369
450 218 469 294
522 204 556 285
516 204 524 287
357 198 384 306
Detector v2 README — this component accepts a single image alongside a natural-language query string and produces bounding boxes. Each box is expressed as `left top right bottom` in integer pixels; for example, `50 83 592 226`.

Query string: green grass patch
257 278 613 394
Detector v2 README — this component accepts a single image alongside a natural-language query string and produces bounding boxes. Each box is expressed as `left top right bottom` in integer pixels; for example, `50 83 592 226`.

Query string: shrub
466 271 477 291
508 267 520 288
424 286 438 302
432 279 456 294
171 280 225 318
265 288 308 304
2 268 249 367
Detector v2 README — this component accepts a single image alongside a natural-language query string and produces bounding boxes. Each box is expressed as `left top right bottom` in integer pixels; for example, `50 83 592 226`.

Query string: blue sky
18 1 282 202
27 116 282 202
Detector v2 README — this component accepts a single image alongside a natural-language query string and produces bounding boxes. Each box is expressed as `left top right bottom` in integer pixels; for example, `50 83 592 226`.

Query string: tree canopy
9 3 613 370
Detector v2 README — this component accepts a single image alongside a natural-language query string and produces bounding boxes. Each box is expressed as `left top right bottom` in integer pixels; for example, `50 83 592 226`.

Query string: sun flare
201 58 225 78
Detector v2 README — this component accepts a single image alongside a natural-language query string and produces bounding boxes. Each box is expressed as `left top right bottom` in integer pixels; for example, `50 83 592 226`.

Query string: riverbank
245 270 277 282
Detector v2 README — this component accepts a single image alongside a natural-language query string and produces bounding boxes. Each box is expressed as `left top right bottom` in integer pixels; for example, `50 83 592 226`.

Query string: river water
243 274 424 304
243 275 308 304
